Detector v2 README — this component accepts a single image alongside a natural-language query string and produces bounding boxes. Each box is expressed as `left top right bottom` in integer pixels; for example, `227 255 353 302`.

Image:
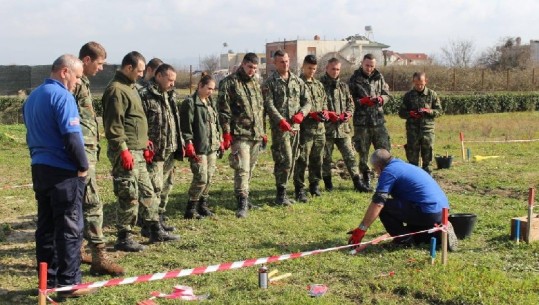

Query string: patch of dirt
434 174 524 200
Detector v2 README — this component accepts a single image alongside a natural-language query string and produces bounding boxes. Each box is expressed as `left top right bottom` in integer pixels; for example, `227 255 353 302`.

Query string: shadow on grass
0 288 37 305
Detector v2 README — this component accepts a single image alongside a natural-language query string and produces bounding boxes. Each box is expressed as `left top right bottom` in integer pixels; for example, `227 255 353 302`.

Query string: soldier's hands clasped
279 118 292 132
327 111 339 123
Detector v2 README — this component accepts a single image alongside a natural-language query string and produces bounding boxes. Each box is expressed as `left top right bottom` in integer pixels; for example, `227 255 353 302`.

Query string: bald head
52 54 82 73
370 149 392 171
50 54 83 93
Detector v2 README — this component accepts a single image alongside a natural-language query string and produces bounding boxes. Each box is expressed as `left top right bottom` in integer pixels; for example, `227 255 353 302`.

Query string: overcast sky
1 0 537 67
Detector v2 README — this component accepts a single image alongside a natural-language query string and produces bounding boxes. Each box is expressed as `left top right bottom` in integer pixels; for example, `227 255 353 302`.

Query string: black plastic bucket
448 213 477 239
435 155 453 169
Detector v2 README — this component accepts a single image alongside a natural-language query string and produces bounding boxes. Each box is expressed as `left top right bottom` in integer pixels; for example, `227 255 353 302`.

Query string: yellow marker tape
269 273 292 282
267 270 279 279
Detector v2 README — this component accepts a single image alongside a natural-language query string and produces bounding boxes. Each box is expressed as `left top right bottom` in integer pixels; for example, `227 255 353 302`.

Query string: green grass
1 113 539 305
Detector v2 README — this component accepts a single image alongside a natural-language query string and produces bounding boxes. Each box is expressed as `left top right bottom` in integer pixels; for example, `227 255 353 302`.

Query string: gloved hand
120 149 134 171
409 110 423 119
339 111 352 122
347 228 367 247
279 118 292 132
222 133 232 150
319 110 330 122
185 142 197 158
262 134 268 146
374 96 384 105
327 111 339 123
359 96 375 107
419 107 432 114
309 111 321 121
143 140 154 164
292 112 304 124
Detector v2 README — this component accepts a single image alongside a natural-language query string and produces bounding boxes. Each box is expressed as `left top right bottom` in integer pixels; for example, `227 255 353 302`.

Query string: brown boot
81 244 92 265
89 243 125 276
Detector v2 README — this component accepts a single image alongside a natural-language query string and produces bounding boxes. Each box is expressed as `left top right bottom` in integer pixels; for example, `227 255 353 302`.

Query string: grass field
1 112 539 305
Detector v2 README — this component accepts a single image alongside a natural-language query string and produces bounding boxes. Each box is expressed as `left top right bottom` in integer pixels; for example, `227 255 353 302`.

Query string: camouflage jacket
102 71 148 151
300 74 326 136
262 71 311 132
217 67 265 141
180 91 222 155
139 79 183 161
73 75 99 148
348 68 391 127
320 74 354 138
398 87 442 130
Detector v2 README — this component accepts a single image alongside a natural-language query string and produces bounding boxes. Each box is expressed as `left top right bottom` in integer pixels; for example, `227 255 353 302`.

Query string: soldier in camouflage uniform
398 72 443 174
180 74 223 219
137 57 163 89
139 64 183 232
293 55 328 202
218 53 267 218
262 50 311 205
349 53 392 190
321 58 369 193
74 42 124 276
102 52 178 253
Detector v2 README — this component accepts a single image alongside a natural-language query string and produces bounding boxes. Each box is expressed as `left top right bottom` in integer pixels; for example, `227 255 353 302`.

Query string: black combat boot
294 185 308 203
323 176 333 192
352 175 370 193
422 164 432 175
362 171 373 192
159 213 176 232
184 200 201 219
275 187 293 206
114 231 146 252
236 196 249 218
309 182 321 197
148 222 180 243
197 197 214 217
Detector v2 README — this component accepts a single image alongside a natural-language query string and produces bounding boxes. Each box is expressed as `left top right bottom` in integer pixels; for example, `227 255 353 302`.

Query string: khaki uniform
398 87 443 170
102 71 159 234
73 75 104 245
262 71 311 189
218 67 265 198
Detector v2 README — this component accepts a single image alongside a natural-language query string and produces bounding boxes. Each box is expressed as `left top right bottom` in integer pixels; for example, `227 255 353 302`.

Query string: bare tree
441 39 475 68
476 36 531 70
200 55 220 74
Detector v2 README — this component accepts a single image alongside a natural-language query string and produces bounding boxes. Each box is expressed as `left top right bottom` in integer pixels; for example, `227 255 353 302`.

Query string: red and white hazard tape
43 226 444 301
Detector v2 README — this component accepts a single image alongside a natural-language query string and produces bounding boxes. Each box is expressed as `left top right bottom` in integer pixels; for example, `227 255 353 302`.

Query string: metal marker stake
515 219 520 244
430 237 437 265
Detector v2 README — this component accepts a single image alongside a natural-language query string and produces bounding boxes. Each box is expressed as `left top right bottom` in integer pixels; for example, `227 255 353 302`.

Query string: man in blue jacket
23 54 95 300
347 149 458 250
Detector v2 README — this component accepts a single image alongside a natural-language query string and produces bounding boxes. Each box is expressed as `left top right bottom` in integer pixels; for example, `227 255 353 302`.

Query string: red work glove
222 133 232 150
185 142 197 158
309 111 321 121
292 112 304 124
279 118 292 132
419 107 432 114
262 135 268 145
143 140 154 164
409 110 423 119
120 149 134 171
327 111 339 123
320 110 330 122
347 228 367 247
359 96 375 107
339 111 352 122
374 96 384 105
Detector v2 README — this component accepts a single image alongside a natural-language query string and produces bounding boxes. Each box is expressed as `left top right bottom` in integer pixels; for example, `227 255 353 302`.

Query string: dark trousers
32 164 85 288
379 198 442 241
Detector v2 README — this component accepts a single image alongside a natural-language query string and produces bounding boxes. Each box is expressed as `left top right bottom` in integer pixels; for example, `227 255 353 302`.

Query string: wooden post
533 68 536 86
528 188 536 243
189 65 193 95
452 69 456 91
38 262 47 305
441 208 449 265
459 132 465 161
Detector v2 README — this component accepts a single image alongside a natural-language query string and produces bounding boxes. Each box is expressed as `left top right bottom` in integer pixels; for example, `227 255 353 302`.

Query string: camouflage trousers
405 127 435 169
228 139 261 197
188 152 217 201
294 132 325 188
147 151 176 214
108 149 159 234
322 136 359 178
82 147 105 245
353 125 391 173
270 127 299 189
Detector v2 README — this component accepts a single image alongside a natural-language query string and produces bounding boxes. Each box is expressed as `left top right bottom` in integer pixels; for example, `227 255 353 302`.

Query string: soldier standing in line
398 72 443 174
102 51 178 253
74 42 124 275
320 58 369 193
293 55 329 202
138 63 183 232
180 73 223 219
348 53 392 191
262 50 311 205
137 57 163 89
218 53 267 218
